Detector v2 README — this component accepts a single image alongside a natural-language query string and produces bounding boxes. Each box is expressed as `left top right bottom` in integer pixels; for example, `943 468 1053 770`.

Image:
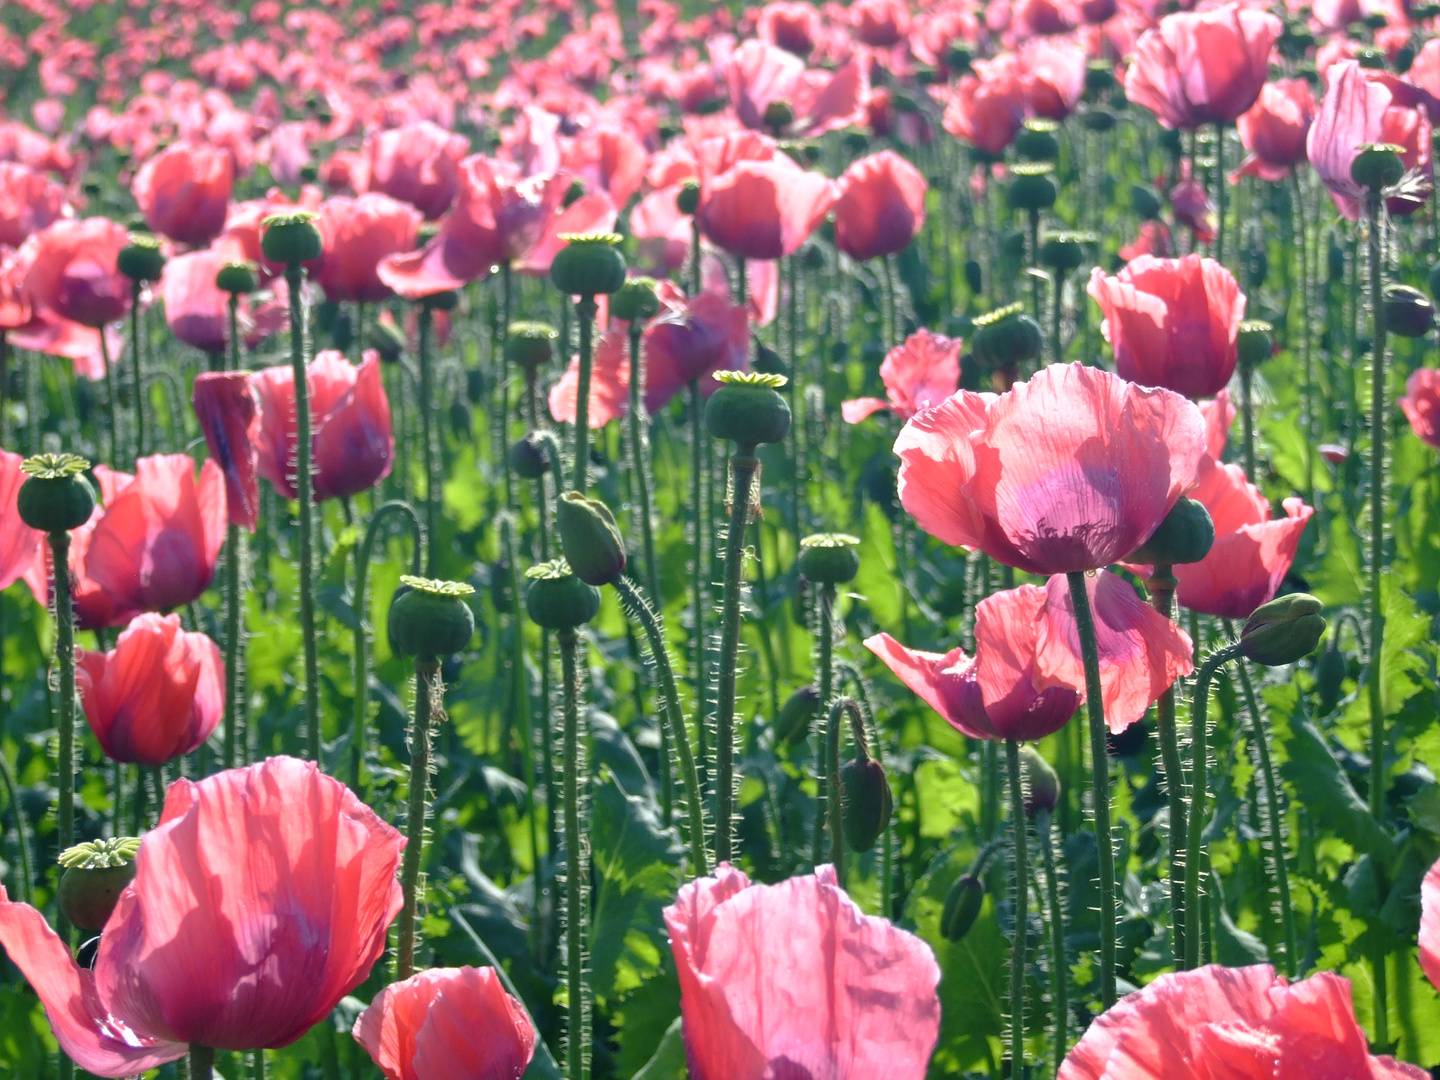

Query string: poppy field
7 0 1440 1077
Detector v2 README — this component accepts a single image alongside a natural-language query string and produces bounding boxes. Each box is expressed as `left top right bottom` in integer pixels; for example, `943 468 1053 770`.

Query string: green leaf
1310 514 1364 607
630 1016 686 1080
1377 572 1430 718
1280 715 1395 865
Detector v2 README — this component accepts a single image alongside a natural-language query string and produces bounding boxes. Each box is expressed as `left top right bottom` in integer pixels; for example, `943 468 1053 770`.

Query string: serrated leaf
1280 716 1395 865
1377 572 1429 718
1311 514 1364 607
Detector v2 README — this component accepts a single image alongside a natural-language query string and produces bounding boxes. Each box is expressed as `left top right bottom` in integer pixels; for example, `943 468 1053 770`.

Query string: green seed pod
1356 46 1387 70
1130 183 1163 221
1383 284 1434 338
946 43 973 75
117 233 167 283
1080 106 1116 133
1127 497 1215 566
775 684 821 744
610 276 662 322
1084 60 1116 95
1278 21 1316 61
1395 44 1417 74
1350 143 1405 192
1039 231 1094 275
1019 746 1060 817
551 232 628 297
423 289 460 312
1013 119 1059 163
57 837 141 933
1236 320 1274 368
1239 593 1326 666
763 99 796 133
1312 646 1347 715
705 371 792 448
525 559 602 630
971 302 1044 372
1007 162 1057 212
840 755 893 852
507 321 559 371
798 532 861 585
941 874 985 942
564 179 587 208
260 210 323 266
557 492 627 587
215 260 259 296
388 576 476 662
841 129 870 156
1411 0 1440 19
509 432 553 480
676 180 700 216
18 453 96 534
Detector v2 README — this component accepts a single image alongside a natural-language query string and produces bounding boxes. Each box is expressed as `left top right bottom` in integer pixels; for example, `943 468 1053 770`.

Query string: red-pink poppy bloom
0 162 68 248
1124 6 1282 130
513 191 618 279
562 127 649 210
853 0 910 46
664 863 941 1080
1402 368 1440 449
132 141 235 248
161 248 234 356
942 65 1030 156
23 217 132 328
1423 852 1440 993
253 350 395 502
895 363 1207 575
724 40 868 137
0 756 404 1074
353 966 536 1080
833 150 927 263
630 185 691 273
758 1 822 55
316 194 422 304
192 371 261 530
1087 254 1244 399
0 449 42 591
697 155 837 261
1018 39 1087 120
842 329 961 423
1119 220 1174 263
24 466 132 630
1015 0 1078 36
1234 78 1316 182
1169 174 1217 245
1198 388 1234 460
361 120 469 220
77 612 223 767
1058 965 1426 1080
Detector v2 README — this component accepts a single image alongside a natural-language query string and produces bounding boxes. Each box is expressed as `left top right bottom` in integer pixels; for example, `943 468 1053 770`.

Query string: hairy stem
713 450 759 865
396 660 438 980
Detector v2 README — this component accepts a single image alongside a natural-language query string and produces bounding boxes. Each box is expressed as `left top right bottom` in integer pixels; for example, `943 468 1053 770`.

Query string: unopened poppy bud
1384 284 1434 338
117 233 167 283
525 559 602 630
388 577 476 662
491 557 515 614
215 260 259 296
1039 231 1093 275
775 684 821 744
1128 496 1215 566
18 453 96 534
763 99 796 133
963 258 983 295
610 277 662 322
57 837 141 932
261 210 323 266
1130 183 1163 220
1239 593 1326 666
368 316 407 363
798 532 861 585
1019 746 1060 817
1014 119 1060 163
509 432 553 479
1312 645 1347 715
706 371 792 448
507 321 559 371
941 874 985 942
1350 143 1405 192
840 755 893 852
1236 320 1274 368
1007 162 1057 212
551 232 628 297
676 180 700 216
971 302 1044 372
557 492 627 586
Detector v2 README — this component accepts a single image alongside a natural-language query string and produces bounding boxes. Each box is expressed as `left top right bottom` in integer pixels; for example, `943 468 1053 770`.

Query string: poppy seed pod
57 837 141 933
1014 119 1060 163
706 371 793 448
507 321 559 371
840 755 892 852
1040 231 1093 275
17 453 96 534
1085 61 1116 95
1080 106 1116 133
1349 143 1405 192
763 99 796 133
971 302 1044 372
1019 746 1060 817
1236 320 1274 368
388 576 476 662
509 432 554 479
610 276 662 322
676 180 700 216
214 260 259 296
775 684 821 744
1239 593 1326 666
798 532 861 585
1384 284 1435 338
117 233 167 283
941 874 985 942
1128 496 1215 566
1355 46 1386 70
261 210 323 266
557 492 627 586
524 559 602 630
1007 163 1057 213
550 232 627 297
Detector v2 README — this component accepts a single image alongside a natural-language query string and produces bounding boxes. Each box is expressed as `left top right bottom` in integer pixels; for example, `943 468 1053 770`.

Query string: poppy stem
613 575 709 875
558 627 590 1080
1028 208 1042 325
1038 807 1068 1074
825 697 861 884
396 660 439 980
814 581 836 867
1063 570 1116 1007
1291 172 1316 510
1213 123 1227 267
1183 642 1243 969
1050 268 1066 366
0 748 33 905
1239 355 1257 483
47 533 75 919
416 302 438 573
572 297 597 493
130 281 145 461
688 382 708 784
1006 739 1028 1077
222 525 245 771
189 1045 213 1080
1145 567 1187 965
251 1049 265 1079
284 265 322 762
99 329 120 465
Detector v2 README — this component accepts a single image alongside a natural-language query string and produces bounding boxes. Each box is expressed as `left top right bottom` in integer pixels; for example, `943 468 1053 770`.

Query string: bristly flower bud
1019 746 1060 818
1239 593 1326 666
941 874 985 942
557 492 627 587
775 684 821 744
798 533 861 586
840 755 892 852
509 432 554 480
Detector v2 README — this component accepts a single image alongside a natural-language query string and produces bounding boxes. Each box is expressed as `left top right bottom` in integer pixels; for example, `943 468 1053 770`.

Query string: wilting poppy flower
23 217 132 328
1423 852 1440 993
0 162 68 248
316 194 422 304
353 966 536 1080
84 454 227 620
833 150 927 262
664 864 941 1080
253 350 394 502
1234 78 1316 182
698 155 837 261
0 756 404 1075
842 329 961 423
132 141 235 248
192 371 261 530
942 64 1029 156
0 448 42 590
724 40 868 137
1124 6 1282 130
895 363 1207 575
361 120 469 220
1087 254 1244 399
1058 964 1426 1080
758 1 821 55
77 612 223 766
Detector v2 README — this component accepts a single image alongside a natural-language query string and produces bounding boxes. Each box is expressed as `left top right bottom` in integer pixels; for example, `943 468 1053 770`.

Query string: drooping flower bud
557 492 627 586
117 233 167 283
1349 143 1405 192
524 559 602 630
775 684 821 744
1130 183 1163 221
840 755 893 852
18 453 96 534
941 874 985 942
1127 496 1215 566
57 837 141 932
1019 746 1060 818
388 576 476 662
368 315 407 362
509 432 554 480
550 232 628 297
1312 644 1347 715
1239 593 1326 666
1384 284 1434 338
261 210 323 266
706 371 793 448
798 532 861 586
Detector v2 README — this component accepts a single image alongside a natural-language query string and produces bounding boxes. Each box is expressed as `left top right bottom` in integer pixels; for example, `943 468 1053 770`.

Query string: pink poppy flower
192 371 261 530
630 185 691 273
1198 388 1235 460
1402 368 1440 449
664 864 941 1080
1018 39 1087 121
161 248 235 356
724 40 868 137
315 194 422 304
1423 852 1440 993
942 65 1029 156
852 0 911 47
24 465 134 630
361 120 469 220
0 757 404 1074
1169 174 1217 245
0 161 68 248
894 363 1207 575
22 217 131 328
697 154 837 261
513 190 617 279
1087 254 1244 399
842 329 961 423
758 1 822 56
1234 78 1316 182
132 141 235 248
0 448 43 590
1119 220 1174 263
833 150 927 263
562 126 649 210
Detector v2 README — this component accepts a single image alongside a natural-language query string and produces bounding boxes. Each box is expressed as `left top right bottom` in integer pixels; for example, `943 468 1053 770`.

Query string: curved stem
572 297 597 493
626 329 662 607
713 449 759 866
396 660 438 980
825 697 858 879
501 516 543 957
285 265 321 762
130 281 145 461
1146 567 1187 964
1006 739 1028 1078
1039 809 1068 1074
815 582 836 868
559 628 590 1080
